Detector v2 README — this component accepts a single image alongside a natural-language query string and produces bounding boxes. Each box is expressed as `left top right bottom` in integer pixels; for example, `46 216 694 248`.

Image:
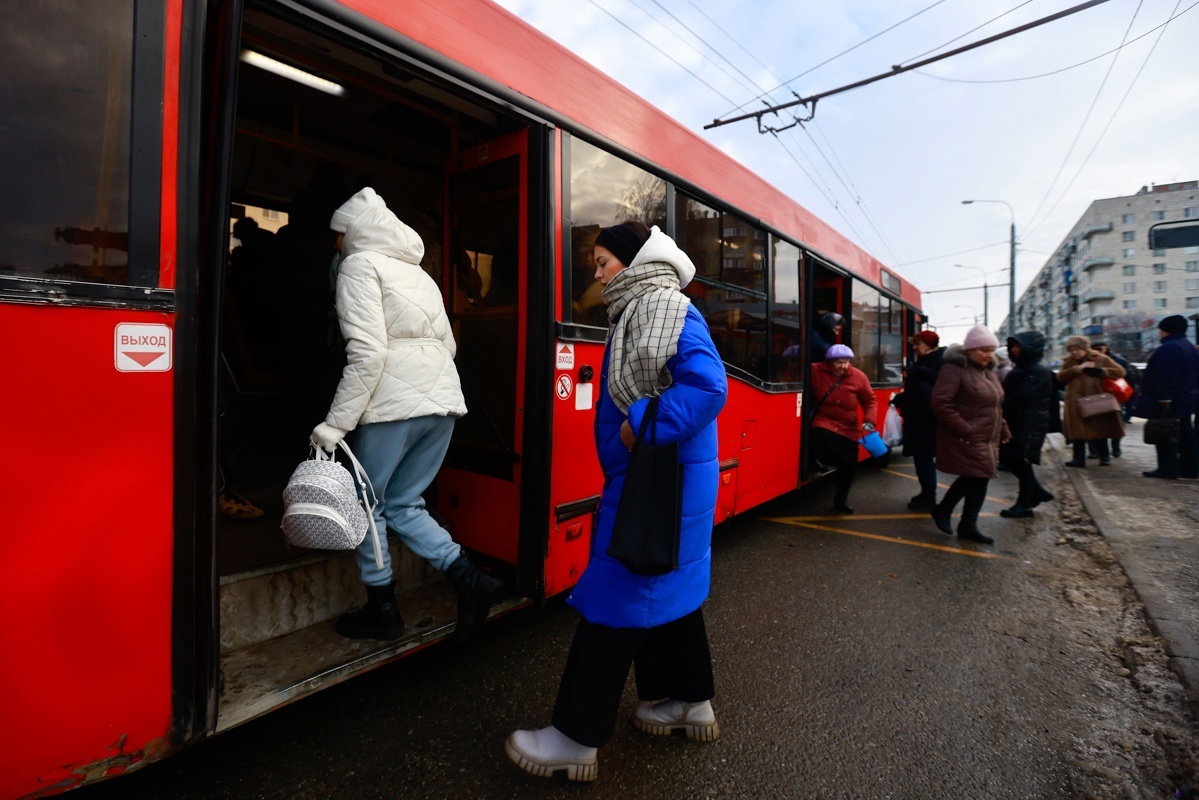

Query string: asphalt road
73 457 1197 799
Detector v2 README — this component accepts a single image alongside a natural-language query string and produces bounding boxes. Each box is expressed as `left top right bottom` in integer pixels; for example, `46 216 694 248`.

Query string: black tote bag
1144 402 1180 445
607 396 682 576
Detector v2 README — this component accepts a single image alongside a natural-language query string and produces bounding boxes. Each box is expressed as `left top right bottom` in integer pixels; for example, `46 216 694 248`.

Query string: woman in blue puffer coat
506 221 727 782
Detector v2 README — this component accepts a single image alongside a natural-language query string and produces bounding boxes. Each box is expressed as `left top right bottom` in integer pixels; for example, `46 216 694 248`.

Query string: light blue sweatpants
350 415 461 585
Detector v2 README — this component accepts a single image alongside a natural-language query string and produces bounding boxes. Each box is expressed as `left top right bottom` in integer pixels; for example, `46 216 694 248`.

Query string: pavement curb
1052 442 1199 722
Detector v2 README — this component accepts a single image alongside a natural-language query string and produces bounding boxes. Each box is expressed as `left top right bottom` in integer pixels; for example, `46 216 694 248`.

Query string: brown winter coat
931 345 1011 478
1058 349 1126 440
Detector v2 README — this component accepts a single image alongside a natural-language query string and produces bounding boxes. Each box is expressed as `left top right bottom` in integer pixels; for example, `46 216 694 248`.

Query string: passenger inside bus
810 311 844 363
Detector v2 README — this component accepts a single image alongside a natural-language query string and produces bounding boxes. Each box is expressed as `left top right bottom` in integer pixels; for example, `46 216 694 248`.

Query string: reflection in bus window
566 137 665 327
879 296 905 384
851 280 882 382
0 0 134 284
770 238 802 382
685 280 768 381
675 193 766 294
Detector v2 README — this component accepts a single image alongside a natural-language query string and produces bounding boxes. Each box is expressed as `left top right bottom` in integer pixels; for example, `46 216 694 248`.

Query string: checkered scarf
602 261 691 413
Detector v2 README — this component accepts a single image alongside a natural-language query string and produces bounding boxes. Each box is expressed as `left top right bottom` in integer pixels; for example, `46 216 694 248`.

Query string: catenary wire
716 0 952 118
1024 0 1184 241
897 0 1038 65
911 0 1198 84
1020 0 1144 236
582 0 742 108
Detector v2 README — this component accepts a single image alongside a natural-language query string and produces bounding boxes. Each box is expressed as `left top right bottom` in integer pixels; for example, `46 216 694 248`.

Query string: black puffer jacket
896 346 944 458
1000 331 1053 464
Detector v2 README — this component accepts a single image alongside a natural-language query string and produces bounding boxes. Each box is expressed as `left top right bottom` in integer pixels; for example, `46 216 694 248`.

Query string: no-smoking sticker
555 373 574 400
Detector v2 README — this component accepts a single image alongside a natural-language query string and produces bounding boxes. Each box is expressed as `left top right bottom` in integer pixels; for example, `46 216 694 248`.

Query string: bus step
217 585 529 733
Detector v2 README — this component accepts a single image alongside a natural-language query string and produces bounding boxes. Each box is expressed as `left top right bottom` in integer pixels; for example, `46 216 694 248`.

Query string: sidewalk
1050 421 1199 718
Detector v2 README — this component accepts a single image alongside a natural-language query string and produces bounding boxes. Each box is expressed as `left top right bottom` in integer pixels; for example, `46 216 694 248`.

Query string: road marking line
774 513 999 521
761 517 1010 559
880 468 1006 504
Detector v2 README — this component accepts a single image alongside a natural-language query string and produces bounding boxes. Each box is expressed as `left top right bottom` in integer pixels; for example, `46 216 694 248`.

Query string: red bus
0 0 923 795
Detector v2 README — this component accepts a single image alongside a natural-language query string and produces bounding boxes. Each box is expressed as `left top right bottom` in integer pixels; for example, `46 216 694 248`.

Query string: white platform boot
632 699 720 741
505 726 598 782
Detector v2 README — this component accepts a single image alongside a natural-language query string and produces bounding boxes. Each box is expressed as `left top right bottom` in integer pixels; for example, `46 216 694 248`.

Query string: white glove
311 422 348 452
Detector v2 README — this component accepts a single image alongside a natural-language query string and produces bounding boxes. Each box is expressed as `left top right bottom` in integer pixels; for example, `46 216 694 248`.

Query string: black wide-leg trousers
551 607 715 748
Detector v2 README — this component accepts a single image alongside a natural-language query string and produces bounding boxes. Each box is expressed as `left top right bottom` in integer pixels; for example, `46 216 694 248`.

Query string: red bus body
0 1 921 796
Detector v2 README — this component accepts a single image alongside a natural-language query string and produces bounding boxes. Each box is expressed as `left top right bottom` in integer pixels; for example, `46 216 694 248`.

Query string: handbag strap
635 396 660 444
316 440 385 570
812 374 848 414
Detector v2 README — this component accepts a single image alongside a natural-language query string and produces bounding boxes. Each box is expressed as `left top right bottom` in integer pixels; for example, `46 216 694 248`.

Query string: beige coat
1058 349 1125 440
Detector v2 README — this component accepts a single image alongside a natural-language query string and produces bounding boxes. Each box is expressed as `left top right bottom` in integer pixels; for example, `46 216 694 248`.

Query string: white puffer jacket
324 204 467 431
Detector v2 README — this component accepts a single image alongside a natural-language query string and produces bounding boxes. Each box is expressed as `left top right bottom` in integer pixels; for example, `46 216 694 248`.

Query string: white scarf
602 261 691 413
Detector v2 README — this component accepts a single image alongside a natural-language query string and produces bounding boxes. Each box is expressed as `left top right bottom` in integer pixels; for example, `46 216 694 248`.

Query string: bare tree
1104 312 1152 360
616 176 666 227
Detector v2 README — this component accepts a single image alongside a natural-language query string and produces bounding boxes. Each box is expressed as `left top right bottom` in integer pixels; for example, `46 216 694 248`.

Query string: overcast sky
494 0 1199 343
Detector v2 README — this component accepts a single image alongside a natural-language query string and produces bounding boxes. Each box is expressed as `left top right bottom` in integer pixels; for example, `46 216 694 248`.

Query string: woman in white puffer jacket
311 187 499 643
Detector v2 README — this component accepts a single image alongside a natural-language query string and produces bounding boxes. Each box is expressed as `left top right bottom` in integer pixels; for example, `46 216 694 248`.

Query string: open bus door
437 131 529 578
801 262 850 480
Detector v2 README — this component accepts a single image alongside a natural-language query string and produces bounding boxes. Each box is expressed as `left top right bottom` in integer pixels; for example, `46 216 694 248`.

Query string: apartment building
1007 180 1199 359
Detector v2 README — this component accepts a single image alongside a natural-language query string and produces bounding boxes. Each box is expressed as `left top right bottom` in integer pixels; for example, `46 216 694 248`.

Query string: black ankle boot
1000 505 1034 518
957 519 994 544
1029 489 1054 508
335 581 405 640
930 504 954 535
446 555 501 643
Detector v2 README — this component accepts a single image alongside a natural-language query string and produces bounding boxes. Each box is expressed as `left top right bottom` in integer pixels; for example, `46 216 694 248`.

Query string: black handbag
1144 403 1180 445
607 396 682 576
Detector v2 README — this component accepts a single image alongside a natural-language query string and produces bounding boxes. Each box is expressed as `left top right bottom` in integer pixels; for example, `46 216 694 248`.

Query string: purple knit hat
825 343 854 360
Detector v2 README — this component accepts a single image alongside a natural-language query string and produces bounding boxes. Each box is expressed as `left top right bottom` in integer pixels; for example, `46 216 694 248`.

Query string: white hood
342 203 425 266
627 225 696 288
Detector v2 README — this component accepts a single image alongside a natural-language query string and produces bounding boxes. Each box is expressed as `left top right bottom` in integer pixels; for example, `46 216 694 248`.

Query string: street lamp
954 304 979 325
954 264 989 328
962 199 1016 338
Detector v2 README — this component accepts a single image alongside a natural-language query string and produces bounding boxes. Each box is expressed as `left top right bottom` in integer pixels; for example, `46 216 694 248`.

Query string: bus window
770 237 802 383
879 296 905 384
851 279 882 382
675 193 766 295
0 0 135 285
565 137 665 328
685 280 768 381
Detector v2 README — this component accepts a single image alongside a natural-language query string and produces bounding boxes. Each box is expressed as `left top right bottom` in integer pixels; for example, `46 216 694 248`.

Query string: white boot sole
631 715 721 742
504 735 598 782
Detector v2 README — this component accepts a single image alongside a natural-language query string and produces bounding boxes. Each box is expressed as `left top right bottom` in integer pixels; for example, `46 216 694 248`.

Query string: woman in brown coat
929 326 1011 544
1059 334 1125 467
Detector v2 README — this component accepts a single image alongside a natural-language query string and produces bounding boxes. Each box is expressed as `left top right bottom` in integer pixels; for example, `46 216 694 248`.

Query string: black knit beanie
595 222 649 268
1159 314 1188 335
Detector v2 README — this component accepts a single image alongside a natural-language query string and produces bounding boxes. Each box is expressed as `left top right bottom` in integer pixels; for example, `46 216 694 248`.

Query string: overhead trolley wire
911 0 1198 83
896 0 1038 65
1021 0 1144 237
706 0 1112 131
1024 0 1184 241
715 0 953 119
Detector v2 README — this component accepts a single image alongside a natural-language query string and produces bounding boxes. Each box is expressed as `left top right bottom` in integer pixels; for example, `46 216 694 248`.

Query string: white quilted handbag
281 440 383 568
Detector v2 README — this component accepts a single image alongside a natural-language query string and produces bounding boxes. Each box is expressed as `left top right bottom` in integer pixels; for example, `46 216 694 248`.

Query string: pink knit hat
961 324 1000 350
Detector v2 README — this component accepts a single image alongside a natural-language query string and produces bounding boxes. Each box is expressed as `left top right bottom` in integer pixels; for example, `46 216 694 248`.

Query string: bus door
437 131 529 570
802 261 850 479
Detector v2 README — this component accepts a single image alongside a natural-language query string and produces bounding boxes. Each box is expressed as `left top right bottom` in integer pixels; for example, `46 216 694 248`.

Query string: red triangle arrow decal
123 350 166 367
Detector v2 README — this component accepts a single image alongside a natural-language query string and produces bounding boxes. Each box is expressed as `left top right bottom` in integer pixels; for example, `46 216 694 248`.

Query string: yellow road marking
880 468 1006 504
778 513 999 521
762 517 1010 559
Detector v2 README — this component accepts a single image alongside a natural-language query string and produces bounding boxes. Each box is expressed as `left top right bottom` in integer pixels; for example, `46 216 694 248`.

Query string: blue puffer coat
567 304 727 629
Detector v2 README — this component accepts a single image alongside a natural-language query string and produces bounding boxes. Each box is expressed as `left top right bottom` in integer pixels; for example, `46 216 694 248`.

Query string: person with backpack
311 187 500 643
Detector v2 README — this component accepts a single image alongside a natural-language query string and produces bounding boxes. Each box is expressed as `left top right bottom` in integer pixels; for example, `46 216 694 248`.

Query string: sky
493 0 1199 344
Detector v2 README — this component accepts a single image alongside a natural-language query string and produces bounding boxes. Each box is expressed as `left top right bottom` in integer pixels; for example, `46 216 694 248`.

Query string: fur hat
962 324 1000 350
1065 335 1091 351
330 187 386 233
825 343 854 360
1159 314 1188 335
911 330 940 348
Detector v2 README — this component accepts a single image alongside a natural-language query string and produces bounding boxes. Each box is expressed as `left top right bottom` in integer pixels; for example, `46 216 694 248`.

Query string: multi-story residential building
1004 180 1199 360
